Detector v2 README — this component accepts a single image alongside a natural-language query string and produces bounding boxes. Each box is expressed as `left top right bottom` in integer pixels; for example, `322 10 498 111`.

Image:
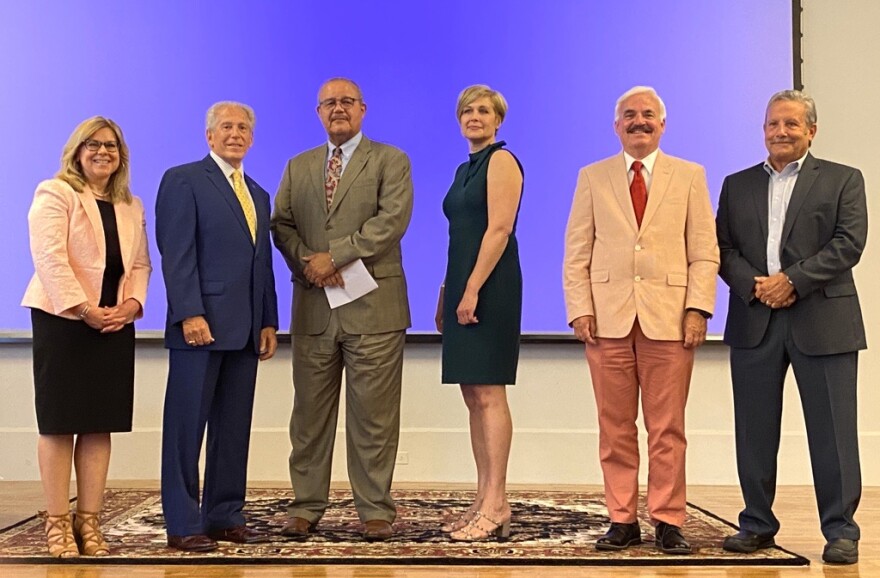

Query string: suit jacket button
634 275 641 282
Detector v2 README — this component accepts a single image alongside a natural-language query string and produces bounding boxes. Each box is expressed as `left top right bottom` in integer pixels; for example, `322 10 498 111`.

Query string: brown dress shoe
363 519 393 542
208 525 273 544
167 534 218 552
280 517 316 539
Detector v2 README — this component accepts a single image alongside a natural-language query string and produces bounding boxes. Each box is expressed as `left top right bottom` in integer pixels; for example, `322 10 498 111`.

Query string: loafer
655 522 691 554
595 522 641 551
722 530 776 553
822 538 858 564
280 517 317 539
363 519 393 542
166 534 218 552
208 525 273 544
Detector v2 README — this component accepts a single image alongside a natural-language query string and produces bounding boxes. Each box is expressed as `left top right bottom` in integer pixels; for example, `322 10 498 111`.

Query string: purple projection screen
1 1 793 336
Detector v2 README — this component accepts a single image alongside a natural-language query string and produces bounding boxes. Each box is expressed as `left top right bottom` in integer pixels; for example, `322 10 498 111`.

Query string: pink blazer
21 178 152 320
563 151 719 340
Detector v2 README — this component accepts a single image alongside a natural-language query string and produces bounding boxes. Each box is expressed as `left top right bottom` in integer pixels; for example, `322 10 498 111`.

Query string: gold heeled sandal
449 511 511 542
42 512 79 558
73 510 110 556
440 507 479 533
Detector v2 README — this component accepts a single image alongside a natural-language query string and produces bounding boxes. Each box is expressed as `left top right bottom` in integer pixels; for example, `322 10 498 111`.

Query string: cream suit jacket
22 178 152 319
563 151 719 340
271 136 413 335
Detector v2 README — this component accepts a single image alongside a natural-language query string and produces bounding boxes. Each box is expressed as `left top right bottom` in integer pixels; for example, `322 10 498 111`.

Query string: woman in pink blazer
21 117 151 558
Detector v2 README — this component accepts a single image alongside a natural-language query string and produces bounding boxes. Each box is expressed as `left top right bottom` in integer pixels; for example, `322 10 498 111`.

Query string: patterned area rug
0 488 808 566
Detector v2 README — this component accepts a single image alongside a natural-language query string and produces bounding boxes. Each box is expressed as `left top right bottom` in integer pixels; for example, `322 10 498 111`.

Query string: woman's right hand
81 306 108 331
435 284 445 333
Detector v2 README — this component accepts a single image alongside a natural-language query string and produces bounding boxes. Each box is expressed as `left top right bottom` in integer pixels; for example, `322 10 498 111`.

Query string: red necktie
325 147 342 209
630 160 647 227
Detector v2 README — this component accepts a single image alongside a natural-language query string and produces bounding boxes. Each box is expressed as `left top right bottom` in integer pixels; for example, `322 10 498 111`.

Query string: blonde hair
456 85 508 127
56 116 132 204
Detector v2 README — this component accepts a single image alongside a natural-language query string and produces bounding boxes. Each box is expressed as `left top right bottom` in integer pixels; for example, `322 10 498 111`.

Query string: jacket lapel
609 153 639 233
639 151 671 233
328 137 371 219
309 146 328 213
79 187 106 260
114 201 136 273
780 153 819 247
203 155 253 246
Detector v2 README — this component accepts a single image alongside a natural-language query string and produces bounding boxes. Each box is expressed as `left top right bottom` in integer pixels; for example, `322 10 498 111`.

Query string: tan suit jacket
22 178 151 319
271 136 413 335
563 151 718 340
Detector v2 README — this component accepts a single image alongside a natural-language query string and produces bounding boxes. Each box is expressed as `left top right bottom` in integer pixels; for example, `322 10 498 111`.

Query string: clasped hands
754 272 797 309
182 315 276 360
303 252 344 288
81 298 140 333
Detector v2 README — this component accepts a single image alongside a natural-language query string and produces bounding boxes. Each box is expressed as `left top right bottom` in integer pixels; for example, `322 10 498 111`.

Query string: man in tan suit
271 78 413 542
563 86 718 554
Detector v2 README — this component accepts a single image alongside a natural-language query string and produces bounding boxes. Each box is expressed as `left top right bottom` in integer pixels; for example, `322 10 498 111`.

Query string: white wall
2 0 878 486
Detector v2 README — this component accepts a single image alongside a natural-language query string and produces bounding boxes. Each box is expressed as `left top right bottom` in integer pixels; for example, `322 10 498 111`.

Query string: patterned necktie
630 160 648 228
325 147 343 209
232 169 256 243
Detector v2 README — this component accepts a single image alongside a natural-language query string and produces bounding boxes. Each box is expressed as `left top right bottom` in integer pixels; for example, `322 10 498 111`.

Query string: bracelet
78 304 91 320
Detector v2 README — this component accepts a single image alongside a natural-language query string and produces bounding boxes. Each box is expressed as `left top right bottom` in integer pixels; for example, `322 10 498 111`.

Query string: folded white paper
324 258 379 309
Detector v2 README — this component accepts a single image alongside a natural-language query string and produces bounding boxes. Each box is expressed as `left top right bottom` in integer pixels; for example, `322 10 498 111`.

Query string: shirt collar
623 148 660 174
763 152 808 177
209 151 244 179
327 132 363 159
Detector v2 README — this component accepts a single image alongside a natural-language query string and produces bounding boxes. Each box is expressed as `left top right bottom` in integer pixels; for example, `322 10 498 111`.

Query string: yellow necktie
232 169 256 242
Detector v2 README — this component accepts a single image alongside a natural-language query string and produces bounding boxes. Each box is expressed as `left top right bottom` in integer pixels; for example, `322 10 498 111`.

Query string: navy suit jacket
156 155 278 351
717 153 867 356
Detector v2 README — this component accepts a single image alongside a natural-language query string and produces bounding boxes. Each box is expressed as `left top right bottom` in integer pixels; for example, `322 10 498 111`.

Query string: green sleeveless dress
441 141 523 385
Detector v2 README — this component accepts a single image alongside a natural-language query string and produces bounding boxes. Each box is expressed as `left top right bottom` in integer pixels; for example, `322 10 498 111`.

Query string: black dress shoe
595 522 641 551
655 522 691 554
722 530 776 553
822 538 858 564
207 525 273 544
167 534 218 552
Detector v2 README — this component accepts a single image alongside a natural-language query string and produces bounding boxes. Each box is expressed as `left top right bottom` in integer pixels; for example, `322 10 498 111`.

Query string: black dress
32 199 135 434
441 141 523 385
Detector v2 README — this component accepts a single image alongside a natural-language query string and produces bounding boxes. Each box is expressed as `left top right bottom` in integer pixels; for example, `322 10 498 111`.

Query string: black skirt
31 308 135 434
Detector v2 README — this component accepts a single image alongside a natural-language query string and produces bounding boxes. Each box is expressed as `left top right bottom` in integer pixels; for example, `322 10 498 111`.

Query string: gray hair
205 101 256 131
767 90 817 127
614 86 667 122
317 77 364 102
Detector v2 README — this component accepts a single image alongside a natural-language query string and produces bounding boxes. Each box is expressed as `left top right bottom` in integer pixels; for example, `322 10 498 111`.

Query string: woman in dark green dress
435 85 523 541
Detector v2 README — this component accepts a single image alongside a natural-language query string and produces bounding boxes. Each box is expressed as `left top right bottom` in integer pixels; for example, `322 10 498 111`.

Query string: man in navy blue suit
156 101 278 552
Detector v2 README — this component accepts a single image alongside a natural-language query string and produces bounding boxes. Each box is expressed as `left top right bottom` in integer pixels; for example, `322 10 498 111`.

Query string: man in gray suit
717 90 867 565
271 77 413 542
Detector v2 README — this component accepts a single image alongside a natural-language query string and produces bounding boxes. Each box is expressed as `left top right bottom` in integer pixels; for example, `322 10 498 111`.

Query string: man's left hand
259 327 277 361
303 252 337 283
682 310 707 349
754 273 796 309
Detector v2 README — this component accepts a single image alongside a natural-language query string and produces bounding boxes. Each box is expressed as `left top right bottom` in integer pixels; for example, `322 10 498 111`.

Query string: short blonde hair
56 116 132 204
456 85 508 126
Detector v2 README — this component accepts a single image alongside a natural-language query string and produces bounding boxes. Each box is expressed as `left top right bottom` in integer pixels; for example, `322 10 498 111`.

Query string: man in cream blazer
563 86 718 554
271 78 413 541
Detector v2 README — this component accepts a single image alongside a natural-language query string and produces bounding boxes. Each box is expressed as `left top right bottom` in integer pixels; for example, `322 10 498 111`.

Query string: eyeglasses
319 97 361 111
82 139 119 153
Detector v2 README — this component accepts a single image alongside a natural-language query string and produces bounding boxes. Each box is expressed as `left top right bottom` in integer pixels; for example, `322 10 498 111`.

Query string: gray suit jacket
716 153 867 355
271 136 413 335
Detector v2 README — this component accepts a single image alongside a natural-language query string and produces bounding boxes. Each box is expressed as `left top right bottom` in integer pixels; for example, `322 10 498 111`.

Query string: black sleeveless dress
441 141 523 385
31 199 135 434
